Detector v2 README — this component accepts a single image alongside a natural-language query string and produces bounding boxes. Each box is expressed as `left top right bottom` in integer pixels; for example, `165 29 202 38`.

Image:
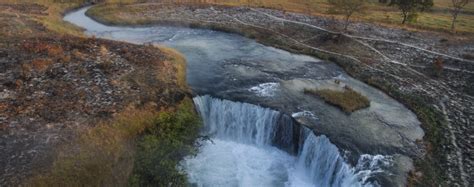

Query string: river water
64 6 414 187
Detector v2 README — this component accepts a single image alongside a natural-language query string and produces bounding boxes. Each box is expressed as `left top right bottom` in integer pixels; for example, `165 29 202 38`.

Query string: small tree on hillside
389 0 433 24
450 0 470 32
328 0 365 31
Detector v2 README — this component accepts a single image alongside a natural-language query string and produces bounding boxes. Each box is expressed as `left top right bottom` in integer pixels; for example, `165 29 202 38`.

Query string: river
64 6 423 186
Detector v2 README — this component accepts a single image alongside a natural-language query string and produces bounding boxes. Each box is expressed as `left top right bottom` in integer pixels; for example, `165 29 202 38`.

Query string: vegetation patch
86 3 155 26
29 98 201 186
129 99 201 186
304 87 370 113
159 47 188 89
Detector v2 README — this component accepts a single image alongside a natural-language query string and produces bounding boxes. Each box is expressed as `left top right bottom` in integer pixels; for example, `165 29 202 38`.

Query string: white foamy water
249 82 280 97
292 110 319 120
182 139 307 187
184 95 389 187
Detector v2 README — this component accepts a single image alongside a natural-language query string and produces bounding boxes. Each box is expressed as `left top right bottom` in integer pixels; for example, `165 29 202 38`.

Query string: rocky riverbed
87 3 474 186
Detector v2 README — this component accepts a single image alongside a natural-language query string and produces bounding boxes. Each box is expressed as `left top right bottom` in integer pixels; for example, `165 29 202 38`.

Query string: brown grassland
144 0 474 34
304 87 371 113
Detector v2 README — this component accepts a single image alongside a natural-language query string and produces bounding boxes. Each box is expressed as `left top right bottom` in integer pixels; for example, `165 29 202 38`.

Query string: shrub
29 98 201 186
47 45 64 57
129 98 201 186
31 58 53 72
433 57 444 77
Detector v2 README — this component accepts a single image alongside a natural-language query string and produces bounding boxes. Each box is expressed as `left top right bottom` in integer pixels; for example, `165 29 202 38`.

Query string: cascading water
182 95 390 187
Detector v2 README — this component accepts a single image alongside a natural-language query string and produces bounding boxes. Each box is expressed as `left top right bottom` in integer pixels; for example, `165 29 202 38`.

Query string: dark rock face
86 3 473 186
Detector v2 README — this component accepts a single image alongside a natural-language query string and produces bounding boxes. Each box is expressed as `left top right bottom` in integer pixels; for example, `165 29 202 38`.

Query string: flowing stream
64 6 413 186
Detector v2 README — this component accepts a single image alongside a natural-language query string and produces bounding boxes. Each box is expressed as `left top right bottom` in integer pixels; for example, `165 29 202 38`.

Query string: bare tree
389 0 433 24
450 0 470 32
328 0 365 31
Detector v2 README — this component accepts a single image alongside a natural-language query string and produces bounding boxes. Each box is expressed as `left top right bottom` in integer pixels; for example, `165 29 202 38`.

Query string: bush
432 57 444 77
29 98 201 186
129 98 201 186
407 12 419 23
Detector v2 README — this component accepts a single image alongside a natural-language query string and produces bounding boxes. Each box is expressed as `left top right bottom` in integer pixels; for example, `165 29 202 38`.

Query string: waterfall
184 95 388 187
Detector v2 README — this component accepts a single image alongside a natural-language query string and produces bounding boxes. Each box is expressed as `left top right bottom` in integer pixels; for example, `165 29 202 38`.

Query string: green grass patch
29 98 201 186
129 98 201 186
304 87 370 113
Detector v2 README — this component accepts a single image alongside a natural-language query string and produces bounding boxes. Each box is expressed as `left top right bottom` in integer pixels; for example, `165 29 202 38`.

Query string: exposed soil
87 3 473 186
0 3 188 186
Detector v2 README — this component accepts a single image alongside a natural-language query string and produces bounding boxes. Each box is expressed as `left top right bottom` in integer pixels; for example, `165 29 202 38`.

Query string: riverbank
0 2 200 186
87 3 473 186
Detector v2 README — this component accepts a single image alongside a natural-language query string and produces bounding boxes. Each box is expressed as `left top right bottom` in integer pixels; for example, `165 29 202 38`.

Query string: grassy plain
159 0 474 33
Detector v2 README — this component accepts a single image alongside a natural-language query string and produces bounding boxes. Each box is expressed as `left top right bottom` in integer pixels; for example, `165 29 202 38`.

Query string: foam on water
248 82 280 97
182 139 301 187
184 95 389 187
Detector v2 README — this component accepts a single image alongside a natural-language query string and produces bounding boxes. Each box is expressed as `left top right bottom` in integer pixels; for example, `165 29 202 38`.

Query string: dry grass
29 98 200 186
31 58 54 72
229 0 474 33
137 0 474 33
434 0 474 11
29 104 158 186
159 46 188 89
304 87 370 113
86 3 155 25
1 0 85 36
